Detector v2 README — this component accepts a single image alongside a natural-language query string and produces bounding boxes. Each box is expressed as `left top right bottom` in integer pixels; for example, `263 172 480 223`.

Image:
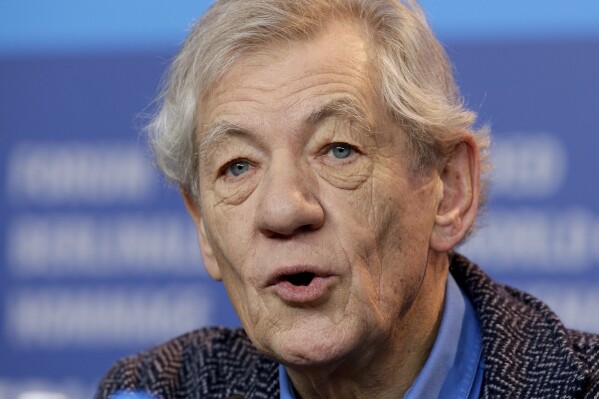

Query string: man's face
193 24 444 368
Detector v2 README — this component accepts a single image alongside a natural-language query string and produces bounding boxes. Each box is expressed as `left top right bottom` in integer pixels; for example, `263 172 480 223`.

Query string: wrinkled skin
184 22 479 399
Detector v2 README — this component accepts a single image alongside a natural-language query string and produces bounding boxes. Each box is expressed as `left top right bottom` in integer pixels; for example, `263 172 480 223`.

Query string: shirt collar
279 360 297 399
404 272 483 399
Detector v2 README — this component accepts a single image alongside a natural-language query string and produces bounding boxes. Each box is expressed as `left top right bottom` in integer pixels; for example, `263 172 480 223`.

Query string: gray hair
146 0 490 201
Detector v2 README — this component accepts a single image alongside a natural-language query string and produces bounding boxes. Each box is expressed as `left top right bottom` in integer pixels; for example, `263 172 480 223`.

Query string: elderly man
97 0 598 398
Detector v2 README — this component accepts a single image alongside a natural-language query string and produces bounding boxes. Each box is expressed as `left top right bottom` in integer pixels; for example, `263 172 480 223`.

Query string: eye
226 160 251 177
329 143 354 159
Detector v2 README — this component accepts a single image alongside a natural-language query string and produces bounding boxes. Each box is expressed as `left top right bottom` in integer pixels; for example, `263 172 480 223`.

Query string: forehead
199 22 376 127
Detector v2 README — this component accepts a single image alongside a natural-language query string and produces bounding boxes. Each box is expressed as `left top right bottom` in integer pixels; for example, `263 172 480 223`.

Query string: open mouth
270 268 334 303
282 272 316 286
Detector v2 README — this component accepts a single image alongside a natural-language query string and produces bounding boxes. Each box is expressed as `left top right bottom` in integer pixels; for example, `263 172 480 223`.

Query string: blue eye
330 144 353 159
228 160 251 176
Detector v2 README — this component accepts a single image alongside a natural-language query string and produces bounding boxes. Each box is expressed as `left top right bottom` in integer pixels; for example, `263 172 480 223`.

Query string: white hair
146 0 490 201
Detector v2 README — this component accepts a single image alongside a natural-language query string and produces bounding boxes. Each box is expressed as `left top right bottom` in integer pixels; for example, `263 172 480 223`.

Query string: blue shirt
279 273 484 398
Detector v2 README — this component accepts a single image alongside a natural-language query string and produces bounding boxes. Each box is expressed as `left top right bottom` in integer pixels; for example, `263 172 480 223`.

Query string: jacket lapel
450 253 589 399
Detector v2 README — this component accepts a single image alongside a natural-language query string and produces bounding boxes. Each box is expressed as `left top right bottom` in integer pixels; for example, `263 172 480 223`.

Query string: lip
266 265 337 303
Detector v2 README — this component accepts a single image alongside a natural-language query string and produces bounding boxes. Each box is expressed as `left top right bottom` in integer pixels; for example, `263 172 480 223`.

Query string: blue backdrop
1 1 598 397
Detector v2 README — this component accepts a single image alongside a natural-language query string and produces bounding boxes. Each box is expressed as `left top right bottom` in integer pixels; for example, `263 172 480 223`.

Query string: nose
256 157 324 238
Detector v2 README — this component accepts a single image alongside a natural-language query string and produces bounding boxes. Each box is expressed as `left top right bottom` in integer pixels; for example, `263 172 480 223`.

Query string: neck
286 251 449 399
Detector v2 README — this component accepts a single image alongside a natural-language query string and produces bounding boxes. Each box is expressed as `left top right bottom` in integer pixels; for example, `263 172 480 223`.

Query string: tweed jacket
96 253 599 398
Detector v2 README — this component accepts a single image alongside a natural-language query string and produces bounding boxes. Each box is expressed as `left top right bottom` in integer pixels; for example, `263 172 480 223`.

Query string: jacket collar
450 252 590 398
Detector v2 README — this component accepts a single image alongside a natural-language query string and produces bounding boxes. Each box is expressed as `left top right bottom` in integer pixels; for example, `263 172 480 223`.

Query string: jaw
247 291 364 366
274 251 450 399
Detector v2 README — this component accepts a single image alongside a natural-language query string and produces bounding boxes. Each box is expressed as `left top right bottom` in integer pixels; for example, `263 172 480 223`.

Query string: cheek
353 168 408 245
202 198 274 320
211 234 265 329
322 183 389 297
366 164 438 245
203 202 258 285
204 187 256 250
338 168 436 292
379 180 438 308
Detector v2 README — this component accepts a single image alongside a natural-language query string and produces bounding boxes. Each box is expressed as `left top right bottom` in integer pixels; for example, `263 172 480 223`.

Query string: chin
264 318 363 368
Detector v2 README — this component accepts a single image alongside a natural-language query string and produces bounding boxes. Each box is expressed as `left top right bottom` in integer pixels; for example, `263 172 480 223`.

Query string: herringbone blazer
96 253 599 398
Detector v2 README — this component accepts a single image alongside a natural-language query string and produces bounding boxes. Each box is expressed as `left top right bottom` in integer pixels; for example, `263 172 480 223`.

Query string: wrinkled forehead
202 19 375 100
198 22 381 152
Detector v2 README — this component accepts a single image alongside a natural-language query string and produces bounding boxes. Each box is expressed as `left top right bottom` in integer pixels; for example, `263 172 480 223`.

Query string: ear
181 190 223 281
430 139 481 252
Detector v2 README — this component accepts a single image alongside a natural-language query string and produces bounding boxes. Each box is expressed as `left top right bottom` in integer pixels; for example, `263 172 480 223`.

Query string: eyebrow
199 96 374 161
304 97 374 133
199 121 254 161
